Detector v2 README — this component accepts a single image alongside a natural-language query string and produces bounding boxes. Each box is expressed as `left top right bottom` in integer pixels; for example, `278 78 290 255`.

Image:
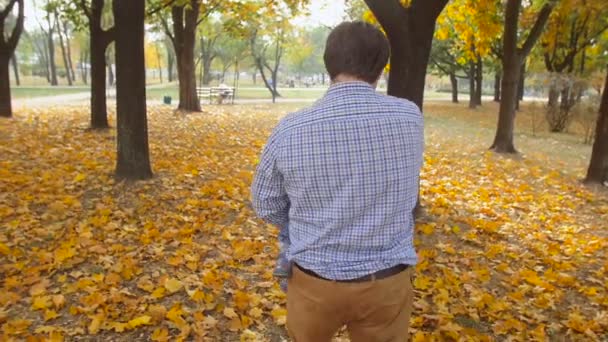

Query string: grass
10 86 91 99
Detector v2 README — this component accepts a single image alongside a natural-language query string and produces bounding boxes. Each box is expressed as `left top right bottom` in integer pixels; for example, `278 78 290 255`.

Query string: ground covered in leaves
0 103 607 341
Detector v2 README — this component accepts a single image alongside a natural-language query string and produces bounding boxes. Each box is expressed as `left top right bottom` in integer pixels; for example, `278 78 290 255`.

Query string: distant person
252 21 423 341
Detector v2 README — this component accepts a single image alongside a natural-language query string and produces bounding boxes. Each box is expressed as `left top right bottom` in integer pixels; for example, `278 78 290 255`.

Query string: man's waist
295 263 411 282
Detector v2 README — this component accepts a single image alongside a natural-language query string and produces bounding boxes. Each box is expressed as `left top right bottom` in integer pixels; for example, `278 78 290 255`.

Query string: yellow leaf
164 278 183 293
151 327 169 341
52 294 65 309
88 314 104 334
223 307 239 319
44 309 60 321
248 307 263 319
0 242 10 255
73 173 86 182
271 307 287 325
128 315 152 328
234 290 250 311
151 287 166 299
32 296 51 310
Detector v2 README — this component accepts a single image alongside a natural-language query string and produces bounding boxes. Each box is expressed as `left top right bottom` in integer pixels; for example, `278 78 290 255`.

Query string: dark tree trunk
516 62 525 110
0 54 11 117
80 48 89 85
171 1 201 112
449 72 458 103
494 71 501 102
56 14 72 86
202 56 213 85
548 84 559 108
47 16 58 86
469 61 476 109
88 0 114 129
62 21 76 82
364 0 448 110
113 0 152 180
475 58 482 106
0 0 24 118
166 43 174 82
585 68 608 185
252 70 257 85
11 53 19 86
491 0 553 153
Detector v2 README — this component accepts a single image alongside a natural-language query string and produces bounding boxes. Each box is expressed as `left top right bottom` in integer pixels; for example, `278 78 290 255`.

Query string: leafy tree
286 30 314 83
490 0 555 153
0 0 24 118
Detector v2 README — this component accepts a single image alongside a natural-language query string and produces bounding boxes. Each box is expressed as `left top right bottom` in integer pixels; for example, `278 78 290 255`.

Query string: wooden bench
197 86 235 104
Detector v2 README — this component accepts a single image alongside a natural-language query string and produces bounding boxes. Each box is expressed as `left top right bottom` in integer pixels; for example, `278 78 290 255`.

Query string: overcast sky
20 0 346 31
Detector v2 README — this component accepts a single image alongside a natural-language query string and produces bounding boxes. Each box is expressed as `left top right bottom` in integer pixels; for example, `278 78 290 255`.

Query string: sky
20 0 346 31
293 0 346 28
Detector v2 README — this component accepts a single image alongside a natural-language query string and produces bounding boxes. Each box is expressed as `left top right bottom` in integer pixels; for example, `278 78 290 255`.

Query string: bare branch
519 2 555 58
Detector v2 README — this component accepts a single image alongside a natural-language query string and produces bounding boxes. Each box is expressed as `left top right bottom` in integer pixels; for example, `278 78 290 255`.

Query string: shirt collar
324 81 376 98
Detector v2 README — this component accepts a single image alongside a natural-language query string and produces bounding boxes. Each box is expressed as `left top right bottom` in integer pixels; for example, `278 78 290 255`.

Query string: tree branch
519 2 555 58
77 0 92 20
363 0 408 40
7 0 24 50
147 0 177 17
0 0 18 20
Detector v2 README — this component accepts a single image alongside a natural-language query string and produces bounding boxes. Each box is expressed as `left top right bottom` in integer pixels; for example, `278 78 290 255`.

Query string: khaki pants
286 265 414 342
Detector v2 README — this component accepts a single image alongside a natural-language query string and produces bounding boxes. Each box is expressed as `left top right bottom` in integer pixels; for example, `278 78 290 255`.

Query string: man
251 21 424 342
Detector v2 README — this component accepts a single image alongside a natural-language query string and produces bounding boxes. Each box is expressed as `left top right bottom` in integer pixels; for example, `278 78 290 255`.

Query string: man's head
324 21 390 85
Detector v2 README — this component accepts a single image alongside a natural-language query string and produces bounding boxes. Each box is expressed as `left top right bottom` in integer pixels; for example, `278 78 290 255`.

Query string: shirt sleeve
251 135 290 230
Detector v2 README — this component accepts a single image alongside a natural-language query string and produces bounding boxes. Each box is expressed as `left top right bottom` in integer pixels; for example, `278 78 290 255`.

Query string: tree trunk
63 22 76 82
491 0 521 153
113 0 152 180
516 62 525 110
491 0 553 153
469 61 476 109
11 53 20 86
494 71 501 102
449 72 458 103
167 44 174 82
475 58 482 105
202 56 213 85
80 48 89 85
548 84 559 108
56 14 73 86
172 1 201 112
0 53 12 117
0 0 24 118
47 18 59 86
89 0 113 129
252 70 257 85
364 0 448 110
585 68 608 185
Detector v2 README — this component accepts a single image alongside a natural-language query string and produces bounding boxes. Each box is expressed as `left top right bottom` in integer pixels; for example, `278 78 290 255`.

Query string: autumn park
1 0 608 340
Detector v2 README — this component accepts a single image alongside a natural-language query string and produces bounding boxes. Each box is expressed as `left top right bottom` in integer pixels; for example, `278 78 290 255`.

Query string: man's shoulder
380 94 422 120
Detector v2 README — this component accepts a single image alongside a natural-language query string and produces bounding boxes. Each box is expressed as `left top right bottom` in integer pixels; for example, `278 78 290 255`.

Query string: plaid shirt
251 81 424 280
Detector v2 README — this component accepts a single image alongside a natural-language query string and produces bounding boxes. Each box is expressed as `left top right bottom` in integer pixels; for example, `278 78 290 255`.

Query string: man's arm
251 139 290 229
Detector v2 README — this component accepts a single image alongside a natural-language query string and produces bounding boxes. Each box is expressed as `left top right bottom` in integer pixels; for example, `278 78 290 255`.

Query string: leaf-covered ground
0 103 607 341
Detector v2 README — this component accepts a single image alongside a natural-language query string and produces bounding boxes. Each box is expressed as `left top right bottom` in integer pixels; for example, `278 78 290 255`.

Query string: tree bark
516 61 525 110
11 52 19 86
475 58 482 106
0 54 11 117
0 0 24 118
88 0 114 129
491 0 554 153
62 21 76 82
469 61 476 109
56 13 72 86
166 42 174 82
171 1 201 112
46 16 58 86
364 0 448 110
80 47 88 84
585 67 608 185
493 71 501 102
449 72 458 103
113 0 152 180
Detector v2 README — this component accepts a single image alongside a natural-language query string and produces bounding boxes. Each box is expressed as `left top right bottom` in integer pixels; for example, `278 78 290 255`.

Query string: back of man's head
324 21 390 84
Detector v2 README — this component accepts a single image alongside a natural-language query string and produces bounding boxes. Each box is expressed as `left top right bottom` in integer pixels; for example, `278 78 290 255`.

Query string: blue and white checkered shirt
251 81 424 280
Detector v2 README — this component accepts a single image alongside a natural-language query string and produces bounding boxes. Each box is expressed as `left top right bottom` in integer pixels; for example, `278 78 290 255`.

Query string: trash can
163 96 172 105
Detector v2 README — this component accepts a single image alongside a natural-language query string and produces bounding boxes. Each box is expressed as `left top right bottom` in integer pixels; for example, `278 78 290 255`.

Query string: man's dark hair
324 21 390 84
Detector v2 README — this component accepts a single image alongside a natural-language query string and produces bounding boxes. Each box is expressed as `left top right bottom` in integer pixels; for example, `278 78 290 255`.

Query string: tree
198 18 222 86
490 0 554 153
363 0 449 109
157 0 222 112
113 0 152 180
428 38 469 104
0 0 24 118
585 67 608 185
250 20 289 103
541 0 608 132
286 30 314 83
39 0 60 86
55 11 72 85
